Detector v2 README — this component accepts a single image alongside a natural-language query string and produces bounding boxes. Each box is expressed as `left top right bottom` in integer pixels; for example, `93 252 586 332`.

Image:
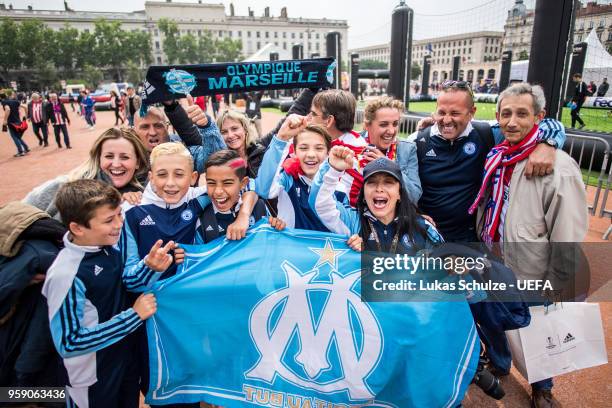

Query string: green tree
177 34 199 64
0 18 21 76
75 30 97 69
93 19 131 80
197 30 216 63
17 19 49 68
214 38 242 62
517 50 529 61
410 62 421 80
54 25 80 75
82 64 103 89
360 59 387 69
125 60 144 85
158 18 180 64
126 29 153 66
36 61 59 89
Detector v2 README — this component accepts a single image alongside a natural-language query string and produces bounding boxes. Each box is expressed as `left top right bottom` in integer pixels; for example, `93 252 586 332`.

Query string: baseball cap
363 158 402 183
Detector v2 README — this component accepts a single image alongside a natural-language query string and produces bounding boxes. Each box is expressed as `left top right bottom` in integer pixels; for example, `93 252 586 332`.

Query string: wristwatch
544 138 557 148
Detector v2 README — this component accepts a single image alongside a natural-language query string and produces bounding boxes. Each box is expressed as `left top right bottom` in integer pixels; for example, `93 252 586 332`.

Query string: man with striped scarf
470 83 587 408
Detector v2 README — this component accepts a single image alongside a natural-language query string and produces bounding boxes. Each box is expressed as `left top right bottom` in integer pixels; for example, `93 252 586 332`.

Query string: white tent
242 43 292 62
582 29 612 88
509 29 612 90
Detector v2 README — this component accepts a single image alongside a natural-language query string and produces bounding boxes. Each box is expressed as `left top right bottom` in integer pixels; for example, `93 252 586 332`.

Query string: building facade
349 31 504 85
0 0 348 64
502 0 612 61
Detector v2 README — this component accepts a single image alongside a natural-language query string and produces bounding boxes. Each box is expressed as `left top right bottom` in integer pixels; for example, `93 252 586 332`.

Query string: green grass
408 101 612 134
581 168 610 188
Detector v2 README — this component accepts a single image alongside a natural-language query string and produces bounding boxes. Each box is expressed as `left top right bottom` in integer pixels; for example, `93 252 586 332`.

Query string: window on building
608 32 612 41
283 32 286 38
84 29 90 33
155 41 160 50
257 41 261 48
589 21 594 29
154 29 159 36
580 23 584 30
238 31 242 37
469 39 472 45
257 31 260 38
265 31 269 38
247 31 251 38
577 34 583 42
316 33 320 39
599 19 604 28
274 32 278 38
283 42 287 49
157 56 162 64
469 47 471 53
229 31 232 38
463 48 466 54
300 32 303 39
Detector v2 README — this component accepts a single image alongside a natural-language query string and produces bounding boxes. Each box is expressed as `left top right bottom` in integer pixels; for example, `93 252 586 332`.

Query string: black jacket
164 101 203 148
45 102 70 125
0 217 66 387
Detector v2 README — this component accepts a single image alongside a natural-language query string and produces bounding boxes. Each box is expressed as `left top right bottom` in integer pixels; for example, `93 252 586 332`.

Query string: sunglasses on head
441 80 474 97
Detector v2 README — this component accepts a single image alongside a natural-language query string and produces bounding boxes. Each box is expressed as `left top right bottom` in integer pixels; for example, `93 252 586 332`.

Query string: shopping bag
506 302 607 383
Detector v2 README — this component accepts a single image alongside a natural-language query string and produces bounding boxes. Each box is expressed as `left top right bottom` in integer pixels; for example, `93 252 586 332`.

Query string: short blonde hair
150 142 194 169
364 96 404 124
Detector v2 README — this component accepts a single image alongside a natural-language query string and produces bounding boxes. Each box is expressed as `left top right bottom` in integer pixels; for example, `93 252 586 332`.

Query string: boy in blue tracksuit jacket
255 118 347 232
42 179 173 408
196 149 285 243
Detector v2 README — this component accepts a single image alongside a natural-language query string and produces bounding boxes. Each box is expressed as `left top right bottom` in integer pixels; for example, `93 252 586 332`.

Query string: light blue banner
146 223 480 407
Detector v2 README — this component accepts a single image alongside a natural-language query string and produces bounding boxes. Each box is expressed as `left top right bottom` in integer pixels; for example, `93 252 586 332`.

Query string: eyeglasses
441 80 474 96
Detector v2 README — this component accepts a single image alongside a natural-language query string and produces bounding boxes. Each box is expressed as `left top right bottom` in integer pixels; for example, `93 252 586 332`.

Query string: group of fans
0 78 588 408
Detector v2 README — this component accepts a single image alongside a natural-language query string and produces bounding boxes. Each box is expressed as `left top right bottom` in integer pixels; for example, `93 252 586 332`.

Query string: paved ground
1 109 610 407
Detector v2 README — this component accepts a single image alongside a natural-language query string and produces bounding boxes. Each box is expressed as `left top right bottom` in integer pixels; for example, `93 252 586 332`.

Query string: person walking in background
125 86 141 127
45 92 71 149
212 94 222 119
597 78 609 97
110 90 124 126
27 92 49 147
570 73 587 130
1 91 30 157
244 90 264 139
80 90 96 130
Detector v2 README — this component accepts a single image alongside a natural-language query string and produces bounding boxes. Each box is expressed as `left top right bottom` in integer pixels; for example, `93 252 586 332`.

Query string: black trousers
32 121 49 145
571 101 585 127
53 124 70 147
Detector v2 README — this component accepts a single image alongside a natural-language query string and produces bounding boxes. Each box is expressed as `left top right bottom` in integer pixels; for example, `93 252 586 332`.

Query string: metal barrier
563 133 611 219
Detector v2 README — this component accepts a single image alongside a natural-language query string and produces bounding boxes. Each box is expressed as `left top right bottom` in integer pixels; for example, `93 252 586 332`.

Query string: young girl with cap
309 146 442 252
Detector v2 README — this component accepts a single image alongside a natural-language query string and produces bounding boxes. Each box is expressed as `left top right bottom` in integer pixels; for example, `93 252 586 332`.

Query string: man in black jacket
571 73 587 129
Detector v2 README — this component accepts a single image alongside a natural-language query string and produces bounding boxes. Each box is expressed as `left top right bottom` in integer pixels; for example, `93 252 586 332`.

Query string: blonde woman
23 128 149 220
216 109 266 178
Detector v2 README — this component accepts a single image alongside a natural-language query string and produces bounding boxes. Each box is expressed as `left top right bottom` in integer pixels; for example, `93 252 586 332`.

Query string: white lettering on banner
246 241 382 401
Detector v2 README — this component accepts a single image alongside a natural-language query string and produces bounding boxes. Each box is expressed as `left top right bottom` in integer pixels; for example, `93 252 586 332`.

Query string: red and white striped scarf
468 124 539 244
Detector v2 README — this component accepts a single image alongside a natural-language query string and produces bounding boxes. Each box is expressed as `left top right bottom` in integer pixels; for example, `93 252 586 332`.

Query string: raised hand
144 239 176 272
277 114 308 141
185 95 208 127
328 145 355 172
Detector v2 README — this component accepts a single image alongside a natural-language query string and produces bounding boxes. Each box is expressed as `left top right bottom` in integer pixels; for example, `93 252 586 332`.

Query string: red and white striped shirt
52 103 65 125
32 101 42 123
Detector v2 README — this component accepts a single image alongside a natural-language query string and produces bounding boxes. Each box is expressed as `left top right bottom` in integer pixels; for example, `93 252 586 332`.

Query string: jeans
84 111 95 127
53 124 70 147
8 126 29 154
127 115 135 127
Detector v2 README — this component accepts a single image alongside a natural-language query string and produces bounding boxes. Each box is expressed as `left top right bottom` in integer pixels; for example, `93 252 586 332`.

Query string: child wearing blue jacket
255 116 347 232
42 179 173 408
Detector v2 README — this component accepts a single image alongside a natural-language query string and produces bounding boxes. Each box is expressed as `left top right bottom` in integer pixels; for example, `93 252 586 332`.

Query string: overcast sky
9 0 609 48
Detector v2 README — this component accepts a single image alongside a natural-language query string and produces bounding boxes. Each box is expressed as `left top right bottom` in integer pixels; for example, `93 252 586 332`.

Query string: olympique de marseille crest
245 238 383 400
